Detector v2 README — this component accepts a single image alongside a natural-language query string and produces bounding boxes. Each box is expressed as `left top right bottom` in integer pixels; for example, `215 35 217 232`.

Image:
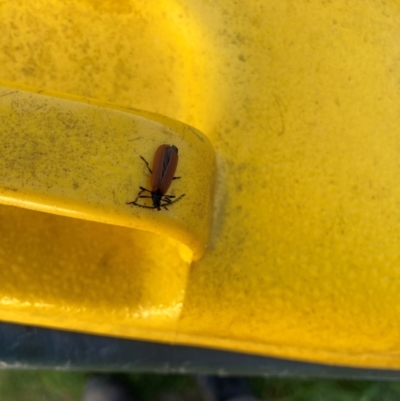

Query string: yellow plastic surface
1 0 400 369
0 83 215 261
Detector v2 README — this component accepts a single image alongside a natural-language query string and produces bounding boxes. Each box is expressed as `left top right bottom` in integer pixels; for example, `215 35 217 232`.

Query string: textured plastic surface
1 0 400 369
0 84 215 261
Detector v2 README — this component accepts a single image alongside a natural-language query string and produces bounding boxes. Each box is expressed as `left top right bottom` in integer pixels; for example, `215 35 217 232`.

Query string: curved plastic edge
0 80 215 261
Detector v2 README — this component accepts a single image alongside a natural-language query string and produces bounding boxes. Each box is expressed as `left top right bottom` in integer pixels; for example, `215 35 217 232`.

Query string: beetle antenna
160 193 185 207
126 201 157 210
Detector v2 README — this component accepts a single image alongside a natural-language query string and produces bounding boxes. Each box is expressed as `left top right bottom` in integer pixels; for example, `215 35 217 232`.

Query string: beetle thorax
151 190 164 209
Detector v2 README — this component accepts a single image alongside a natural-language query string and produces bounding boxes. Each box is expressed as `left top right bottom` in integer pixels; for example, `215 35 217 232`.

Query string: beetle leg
162 194 178 204
140 156 153 174
167 193 185 205
126 187 152 205
172 176 181 180
138 187 152 197
159 194 185 208
132 189 147 202
133 187 151 199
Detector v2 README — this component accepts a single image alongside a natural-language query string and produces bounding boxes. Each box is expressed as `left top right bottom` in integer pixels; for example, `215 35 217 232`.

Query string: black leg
160 193 185 209
126 187 152 205
140 156 152 174
133 189 147 203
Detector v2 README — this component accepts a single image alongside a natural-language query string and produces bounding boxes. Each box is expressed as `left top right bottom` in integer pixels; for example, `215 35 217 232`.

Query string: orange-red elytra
127 144 185 211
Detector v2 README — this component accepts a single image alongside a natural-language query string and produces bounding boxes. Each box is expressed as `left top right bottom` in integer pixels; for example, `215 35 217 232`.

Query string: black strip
0 322 399 378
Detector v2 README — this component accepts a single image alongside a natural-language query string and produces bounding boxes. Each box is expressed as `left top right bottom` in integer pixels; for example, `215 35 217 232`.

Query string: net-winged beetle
127 144 185 211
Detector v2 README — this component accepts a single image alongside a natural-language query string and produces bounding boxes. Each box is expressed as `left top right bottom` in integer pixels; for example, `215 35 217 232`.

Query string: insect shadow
127 144 185 211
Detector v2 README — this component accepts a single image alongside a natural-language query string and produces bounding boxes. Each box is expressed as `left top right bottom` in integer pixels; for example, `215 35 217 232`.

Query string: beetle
126 144 185 211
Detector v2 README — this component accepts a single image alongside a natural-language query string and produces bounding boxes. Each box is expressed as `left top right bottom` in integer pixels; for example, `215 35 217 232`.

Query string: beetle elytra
127 144 185 211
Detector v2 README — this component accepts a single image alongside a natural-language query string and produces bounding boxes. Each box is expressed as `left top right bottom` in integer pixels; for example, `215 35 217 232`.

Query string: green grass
1 372 400 401
0 371 86 401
